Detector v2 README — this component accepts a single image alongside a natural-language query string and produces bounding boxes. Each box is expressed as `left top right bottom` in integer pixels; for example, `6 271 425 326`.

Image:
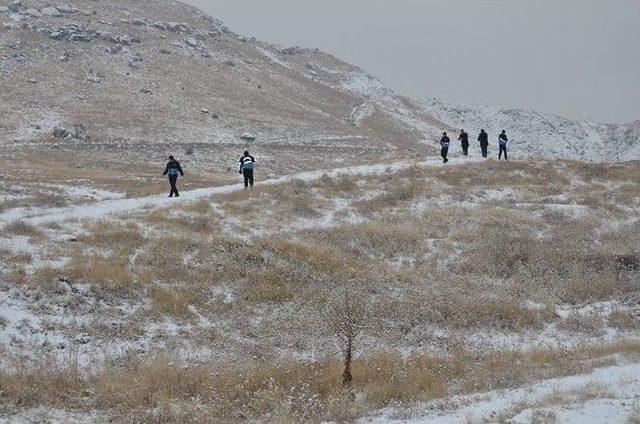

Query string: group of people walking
163 130 511 197
162 151 256 197
440 129 509 163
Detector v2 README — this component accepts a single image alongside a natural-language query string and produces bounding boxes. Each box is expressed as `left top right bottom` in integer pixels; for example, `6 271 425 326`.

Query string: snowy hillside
416 98 640 162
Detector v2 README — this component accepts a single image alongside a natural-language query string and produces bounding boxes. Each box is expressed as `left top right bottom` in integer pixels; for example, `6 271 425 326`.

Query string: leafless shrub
322 288 369 387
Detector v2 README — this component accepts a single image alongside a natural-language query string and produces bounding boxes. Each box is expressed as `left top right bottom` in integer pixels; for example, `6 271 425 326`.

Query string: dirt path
0 156 480 227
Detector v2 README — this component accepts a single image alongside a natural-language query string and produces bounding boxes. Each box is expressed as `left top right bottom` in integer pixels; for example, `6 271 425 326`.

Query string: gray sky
186 0 640 123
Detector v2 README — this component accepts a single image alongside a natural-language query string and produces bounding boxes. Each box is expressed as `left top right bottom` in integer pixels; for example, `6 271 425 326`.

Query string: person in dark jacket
458 129 469 156
239 151 256 188
162 155 184 197
440 132 450 163
478 129 489 158
498 130 508 160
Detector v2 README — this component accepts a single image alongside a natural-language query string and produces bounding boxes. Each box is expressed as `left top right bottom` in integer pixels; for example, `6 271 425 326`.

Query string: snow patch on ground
341 72 393 100
349 102 376 126
363 362 640 423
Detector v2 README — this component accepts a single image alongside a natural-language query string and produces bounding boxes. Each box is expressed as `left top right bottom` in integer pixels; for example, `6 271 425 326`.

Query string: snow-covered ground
363 362 640 423
0 156 481 227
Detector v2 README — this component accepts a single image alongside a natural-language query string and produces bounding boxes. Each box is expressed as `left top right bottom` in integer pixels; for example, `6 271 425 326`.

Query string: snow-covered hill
416 98 640 162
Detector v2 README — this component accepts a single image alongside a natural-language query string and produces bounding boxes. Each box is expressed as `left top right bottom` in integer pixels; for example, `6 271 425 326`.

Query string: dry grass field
0 158 638 422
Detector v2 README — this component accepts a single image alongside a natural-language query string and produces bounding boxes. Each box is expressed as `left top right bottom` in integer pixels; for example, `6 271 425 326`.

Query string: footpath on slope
0 156 480 227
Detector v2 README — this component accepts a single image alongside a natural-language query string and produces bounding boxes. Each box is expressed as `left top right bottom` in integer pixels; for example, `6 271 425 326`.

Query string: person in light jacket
239 151 256 188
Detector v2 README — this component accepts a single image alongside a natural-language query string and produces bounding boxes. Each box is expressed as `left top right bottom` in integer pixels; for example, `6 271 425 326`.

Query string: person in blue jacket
498 130 509 160
162 155 184 197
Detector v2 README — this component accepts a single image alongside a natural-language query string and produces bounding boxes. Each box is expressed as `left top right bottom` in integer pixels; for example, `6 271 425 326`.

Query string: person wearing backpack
162 155 184 197
478 129 489 158
498 130 509 160
440 132 450 163
239 150 256 188
458 129 469 156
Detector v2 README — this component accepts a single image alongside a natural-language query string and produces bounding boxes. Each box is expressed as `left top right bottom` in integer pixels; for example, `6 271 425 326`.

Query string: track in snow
0 156 480 227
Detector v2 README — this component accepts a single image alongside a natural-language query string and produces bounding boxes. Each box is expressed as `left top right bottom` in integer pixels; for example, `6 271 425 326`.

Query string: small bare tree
322 288 368 387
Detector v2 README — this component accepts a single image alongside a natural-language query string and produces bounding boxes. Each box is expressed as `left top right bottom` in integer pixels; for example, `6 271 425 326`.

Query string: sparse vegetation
0 159 638 421
4 220 42 237
0 340 636 422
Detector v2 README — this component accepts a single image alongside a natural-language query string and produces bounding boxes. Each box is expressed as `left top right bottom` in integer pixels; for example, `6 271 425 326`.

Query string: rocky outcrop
3 2 82 18
53 123 89 140
151 22 191 33
32 24 140 45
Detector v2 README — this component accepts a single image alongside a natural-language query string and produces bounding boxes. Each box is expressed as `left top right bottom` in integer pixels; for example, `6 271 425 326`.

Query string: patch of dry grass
78 221 145 257
557 312 606 336
31 266 59 285
0 249 32 264
4 220 42 237
1 340 637 422
244 265 296 304
149 285 193 318
609 309 639 330
68 254 133 287
306 220 426 258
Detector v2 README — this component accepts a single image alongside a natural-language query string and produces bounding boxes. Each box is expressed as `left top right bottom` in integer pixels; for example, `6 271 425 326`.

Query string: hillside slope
1 0 637 165
0 0 428 152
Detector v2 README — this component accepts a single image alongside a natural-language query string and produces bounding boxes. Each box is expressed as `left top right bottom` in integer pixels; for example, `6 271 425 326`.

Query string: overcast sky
186 0 640 123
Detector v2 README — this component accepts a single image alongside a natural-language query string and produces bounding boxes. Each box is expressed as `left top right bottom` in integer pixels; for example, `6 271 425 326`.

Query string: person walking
162 155 184 197
498 130 509 160
239 150 256 188
440 132 450 163
478 129 489 158
458 129 469 156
